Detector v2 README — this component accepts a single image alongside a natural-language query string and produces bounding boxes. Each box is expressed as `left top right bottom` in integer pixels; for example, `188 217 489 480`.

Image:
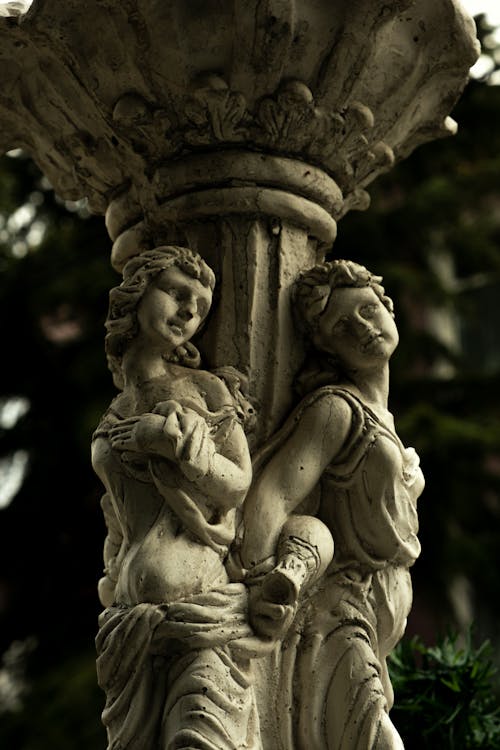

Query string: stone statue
0 2 479 749
241 260 424 750
92 246 261 750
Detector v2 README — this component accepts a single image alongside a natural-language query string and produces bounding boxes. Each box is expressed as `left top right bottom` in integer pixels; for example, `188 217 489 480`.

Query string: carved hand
175 408 217 481
247 582 297 641
108 412 180 461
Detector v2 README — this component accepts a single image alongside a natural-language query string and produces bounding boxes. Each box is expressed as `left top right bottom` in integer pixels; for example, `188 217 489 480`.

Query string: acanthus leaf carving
112 92 176 159
255 80 323 151
181 74 248 146
253 81 395 203
107 75 395 219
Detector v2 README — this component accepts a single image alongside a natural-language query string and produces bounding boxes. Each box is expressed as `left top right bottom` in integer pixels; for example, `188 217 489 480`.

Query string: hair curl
105 246 215 389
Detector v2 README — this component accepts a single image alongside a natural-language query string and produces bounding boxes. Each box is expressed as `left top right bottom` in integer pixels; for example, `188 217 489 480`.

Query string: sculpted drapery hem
96 586 262 750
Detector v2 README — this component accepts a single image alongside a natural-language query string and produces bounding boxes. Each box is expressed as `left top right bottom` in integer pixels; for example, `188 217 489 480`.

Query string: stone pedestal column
106 149 341 440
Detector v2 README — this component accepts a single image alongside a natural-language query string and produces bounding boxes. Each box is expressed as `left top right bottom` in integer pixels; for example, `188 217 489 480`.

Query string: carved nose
353 315 372 333
178 307 194 321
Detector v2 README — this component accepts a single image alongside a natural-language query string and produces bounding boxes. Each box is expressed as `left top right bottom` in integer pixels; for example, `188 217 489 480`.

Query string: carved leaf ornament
0 0 479 220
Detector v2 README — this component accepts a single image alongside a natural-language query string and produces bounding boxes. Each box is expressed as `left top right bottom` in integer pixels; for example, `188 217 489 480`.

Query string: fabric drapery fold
96 584 261 750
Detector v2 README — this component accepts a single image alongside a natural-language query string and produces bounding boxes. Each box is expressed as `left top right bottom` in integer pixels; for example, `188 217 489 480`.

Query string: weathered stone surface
0 3 479 749
241 260 424 748
93 251 425 749
0 1 479 220
93 246 262 750
1 0 478 431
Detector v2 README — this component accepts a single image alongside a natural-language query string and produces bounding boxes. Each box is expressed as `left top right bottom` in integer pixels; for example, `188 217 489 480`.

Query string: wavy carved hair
105 246 215 389
293 259 394 390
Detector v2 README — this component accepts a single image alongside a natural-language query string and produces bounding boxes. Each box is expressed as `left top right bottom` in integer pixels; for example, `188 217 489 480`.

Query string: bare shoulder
293 390 353 445
190 368 233 408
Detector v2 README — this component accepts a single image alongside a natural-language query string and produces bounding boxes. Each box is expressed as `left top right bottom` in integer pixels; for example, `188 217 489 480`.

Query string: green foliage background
0 15 499 749
389 632 500 748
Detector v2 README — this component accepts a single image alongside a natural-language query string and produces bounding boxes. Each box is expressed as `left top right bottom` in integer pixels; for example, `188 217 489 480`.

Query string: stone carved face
314 285 399 371
136 266 213 353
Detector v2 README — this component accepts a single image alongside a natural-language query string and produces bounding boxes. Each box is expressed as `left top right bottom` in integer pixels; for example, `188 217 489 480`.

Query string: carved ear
295 353 342 396
309 322 338 359
308 284 332 317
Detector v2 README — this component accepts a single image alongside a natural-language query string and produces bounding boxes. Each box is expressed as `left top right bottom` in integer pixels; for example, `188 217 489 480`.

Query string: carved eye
333 317 349 335
360 303 378 318
197 301 209 319
166 287 180 300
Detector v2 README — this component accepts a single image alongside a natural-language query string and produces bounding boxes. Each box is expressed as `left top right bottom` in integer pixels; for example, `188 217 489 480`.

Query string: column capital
0 0 479 229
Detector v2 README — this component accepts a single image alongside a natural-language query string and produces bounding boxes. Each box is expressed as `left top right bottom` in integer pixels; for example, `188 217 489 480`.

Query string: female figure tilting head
241 259 424 750
92 246 261 750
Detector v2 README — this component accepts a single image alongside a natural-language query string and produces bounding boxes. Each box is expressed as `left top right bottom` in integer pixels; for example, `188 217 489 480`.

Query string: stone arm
108 405 251 509
241 393 352 568
177 414 252 505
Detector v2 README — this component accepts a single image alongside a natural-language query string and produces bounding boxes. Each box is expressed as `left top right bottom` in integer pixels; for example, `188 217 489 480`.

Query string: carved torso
92 368 241 606
319 387 424 571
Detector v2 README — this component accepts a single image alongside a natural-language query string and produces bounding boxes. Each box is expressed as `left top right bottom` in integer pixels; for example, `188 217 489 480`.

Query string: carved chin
361 335 387 354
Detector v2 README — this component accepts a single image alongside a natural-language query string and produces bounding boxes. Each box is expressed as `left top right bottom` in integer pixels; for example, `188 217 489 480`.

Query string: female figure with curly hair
92 246 260 750
241 259 424 750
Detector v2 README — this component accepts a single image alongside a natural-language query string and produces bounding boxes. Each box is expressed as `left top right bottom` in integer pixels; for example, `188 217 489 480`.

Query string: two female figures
93 244 423 750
